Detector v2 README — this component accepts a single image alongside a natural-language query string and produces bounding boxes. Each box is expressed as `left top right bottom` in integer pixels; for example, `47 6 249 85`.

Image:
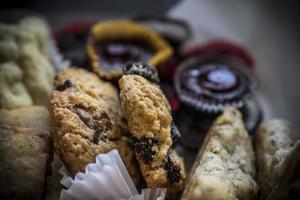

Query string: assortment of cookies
0 15 299 200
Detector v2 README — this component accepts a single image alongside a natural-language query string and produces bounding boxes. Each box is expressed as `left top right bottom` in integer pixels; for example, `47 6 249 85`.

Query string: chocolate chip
56 79 73 91
164 155 181 184
170 122 181 144
92 115 113 144
123 63 160 84
92 131 101 144
132 137 157 164
75 107 113 144
75 108 95 130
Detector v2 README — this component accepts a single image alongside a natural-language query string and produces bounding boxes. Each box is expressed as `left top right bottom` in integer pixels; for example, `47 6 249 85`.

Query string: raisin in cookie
50 68 141 184
0 125 52 200
255 120 300 200
119 63 185 198
182 108 257 200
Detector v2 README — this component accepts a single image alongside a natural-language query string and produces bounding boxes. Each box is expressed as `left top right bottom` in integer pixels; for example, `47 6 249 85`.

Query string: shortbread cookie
0 62 33 109
19 37 55 107
0 18 55 107
0 24 20 62
0 106 49 133
0 125 52 200
19 16 51 59
255 119 300 200
50 68 141 184
119 63 185 198
182 108 257 200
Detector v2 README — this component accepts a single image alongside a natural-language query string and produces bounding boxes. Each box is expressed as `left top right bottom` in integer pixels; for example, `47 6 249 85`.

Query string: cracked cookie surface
119 73 185 198
50 68 140 184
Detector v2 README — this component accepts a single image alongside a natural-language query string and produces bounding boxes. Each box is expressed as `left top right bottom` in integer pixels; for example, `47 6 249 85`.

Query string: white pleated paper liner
59 149 166 200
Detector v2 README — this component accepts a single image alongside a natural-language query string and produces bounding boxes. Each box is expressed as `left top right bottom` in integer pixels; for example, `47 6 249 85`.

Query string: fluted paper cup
59 149 166 200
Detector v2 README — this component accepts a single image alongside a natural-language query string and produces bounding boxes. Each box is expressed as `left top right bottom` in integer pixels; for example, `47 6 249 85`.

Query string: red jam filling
97 42 153 72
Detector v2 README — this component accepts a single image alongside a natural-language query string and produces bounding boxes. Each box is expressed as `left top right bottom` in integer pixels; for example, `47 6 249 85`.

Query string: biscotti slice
119 63 185 198
0 125 52 200
255 119 300 200
50 68 141 185
182 108 257 200
0 106 49 133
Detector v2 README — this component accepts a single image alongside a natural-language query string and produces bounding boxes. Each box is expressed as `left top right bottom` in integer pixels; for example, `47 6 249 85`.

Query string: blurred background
1 0 299 129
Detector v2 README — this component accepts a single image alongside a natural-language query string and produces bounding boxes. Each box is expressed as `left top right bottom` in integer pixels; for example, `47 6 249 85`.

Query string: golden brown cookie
119 63 185 198
255 119 300 200
182 108 257 200
0 125 52 200
50 68 141 184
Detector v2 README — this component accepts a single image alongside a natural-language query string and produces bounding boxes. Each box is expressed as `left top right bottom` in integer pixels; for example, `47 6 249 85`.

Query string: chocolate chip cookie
50 68 141 184
119 63 185 198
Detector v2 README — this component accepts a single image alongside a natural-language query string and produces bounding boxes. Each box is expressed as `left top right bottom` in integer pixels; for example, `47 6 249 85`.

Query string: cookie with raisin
119 63 185 198
50 68 141 185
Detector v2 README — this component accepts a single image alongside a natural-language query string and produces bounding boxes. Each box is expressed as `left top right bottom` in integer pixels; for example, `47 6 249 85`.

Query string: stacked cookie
50 68 141 185
50 64 185 198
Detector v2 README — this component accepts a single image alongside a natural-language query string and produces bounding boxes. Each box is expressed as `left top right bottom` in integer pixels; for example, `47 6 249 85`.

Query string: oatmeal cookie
119 63 185 198
255 120 300 200
182 108 257 200
50 68 141 184
0 125 52 200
